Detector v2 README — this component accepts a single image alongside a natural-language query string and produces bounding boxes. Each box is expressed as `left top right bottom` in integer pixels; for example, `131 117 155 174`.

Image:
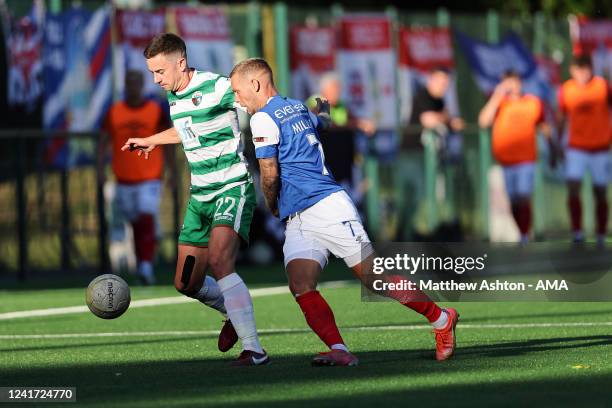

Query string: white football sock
432 309 449 330
192 275 227 316
217 272 264 354
331 343 349 352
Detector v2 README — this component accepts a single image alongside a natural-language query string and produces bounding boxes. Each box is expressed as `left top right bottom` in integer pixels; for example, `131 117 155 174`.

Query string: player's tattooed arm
259 157 280 217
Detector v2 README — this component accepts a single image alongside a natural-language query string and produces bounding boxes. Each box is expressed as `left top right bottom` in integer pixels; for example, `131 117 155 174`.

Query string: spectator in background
397 67 464 240
306 72 376 206
479 70 552 244
307 72 376 134
557 55 611 245
404 67 464 149
98 70 168 285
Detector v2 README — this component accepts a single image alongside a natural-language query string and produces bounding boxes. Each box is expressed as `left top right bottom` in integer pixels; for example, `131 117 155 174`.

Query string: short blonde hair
230 58 274 84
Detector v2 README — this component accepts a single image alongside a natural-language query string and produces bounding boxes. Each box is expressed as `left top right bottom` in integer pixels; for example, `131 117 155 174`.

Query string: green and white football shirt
168 70 250 202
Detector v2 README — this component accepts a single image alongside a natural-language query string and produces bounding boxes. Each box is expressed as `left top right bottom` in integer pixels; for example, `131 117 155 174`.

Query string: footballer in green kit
122 33 269 366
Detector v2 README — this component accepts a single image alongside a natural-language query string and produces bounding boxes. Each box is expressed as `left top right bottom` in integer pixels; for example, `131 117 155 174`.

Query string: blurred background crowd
1 0 612 283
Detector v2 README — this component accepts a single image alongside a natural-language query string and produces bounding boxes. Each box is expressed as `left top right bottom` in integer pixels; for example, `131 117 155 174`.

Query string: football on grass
86 274 131 319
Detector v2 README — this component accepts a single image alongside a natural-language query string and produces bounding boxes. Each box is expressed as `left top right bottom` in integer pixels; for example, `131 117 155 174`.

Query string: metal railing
0 130 183 281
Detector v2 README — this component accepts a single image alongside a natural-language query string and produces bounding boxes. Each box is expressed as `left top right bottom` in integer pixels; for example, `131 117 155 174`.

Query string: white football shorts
114 180 162 222
283 190 374 269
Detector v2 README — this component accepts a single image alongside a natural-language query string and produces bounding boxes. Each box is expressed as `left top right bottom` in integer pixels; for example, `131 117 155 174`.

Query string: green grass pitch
1 262 612 407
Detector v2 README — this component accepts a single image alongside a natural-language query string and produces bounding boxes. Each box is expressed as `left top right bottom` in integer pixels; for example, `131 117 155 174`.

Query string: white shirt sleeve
250 112 280 158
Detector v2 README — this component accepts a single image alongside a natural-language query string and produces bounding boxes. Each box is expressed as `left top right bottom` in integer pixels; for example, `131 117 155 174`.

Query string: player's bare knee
174 279 184 293
208 252 232 278
289 280 316 296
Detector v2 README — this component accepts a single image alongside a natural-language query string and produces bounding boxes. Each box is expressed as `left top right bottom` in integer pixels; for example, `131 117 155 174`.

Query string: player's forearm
420 111 448 129
554 111 566 141
261 175 280 215
258 157 280 216
148 127 181 145
478 96 502 128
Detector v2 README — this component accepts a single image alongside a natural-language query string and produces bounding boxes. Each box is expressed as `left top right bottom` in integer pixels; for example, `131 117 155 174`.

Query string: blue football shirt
251 95 342 220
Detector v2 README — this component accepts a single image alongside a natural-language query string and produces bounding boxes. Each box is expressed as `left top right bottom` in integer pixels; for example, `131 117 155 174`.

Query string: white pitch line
0 281 353 321
2 321 612 340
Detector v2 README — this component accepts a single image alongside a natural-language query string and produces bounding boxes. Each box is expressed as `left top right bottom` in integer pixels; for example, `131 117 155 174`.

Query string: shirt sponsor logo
273 103 308 119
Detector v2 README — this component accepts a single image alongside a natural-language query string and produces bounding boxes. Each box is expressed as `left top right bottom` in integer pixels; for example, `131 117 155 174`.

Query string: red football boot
434 308 459 361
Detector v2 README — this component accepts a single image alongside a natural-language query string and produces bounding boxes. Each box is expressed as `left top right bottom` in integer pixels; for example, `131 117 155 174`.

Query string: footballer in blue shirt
230 58 459 366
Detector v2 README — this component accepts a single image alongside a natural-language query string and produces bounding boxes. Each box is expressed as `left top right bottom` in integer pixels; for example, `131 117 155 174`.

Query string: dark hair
502 69 521 79
229 58 275 84
143 33 187 59
429 66 450 75
571 54 592 68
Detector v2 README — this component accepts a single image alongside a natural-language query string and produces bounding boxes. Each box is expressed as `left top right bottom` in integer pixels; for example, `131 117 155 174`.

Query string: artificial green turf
1 279 612 407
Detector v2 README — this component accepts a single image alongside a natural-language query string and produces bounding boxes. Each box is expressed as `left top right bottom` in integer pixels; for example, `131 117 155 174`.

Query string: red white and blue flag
43 6 112 166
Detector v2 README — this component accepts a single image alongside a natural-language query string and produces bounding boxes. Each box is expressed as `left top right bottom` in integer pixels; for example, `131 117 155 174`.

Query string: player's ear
177 56 187 71
251 79 260 93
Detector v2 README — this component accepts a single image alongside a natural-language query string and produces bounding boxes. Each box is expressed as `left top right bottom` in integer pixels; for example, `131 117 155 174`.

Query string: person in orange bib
479 70 552 244
557 55 612 245
99 70 167 284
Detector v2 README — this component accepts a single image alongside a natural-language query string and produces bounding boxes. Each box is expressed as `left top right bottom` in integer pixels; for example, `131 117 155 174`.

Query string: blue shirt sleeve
255 144 278 159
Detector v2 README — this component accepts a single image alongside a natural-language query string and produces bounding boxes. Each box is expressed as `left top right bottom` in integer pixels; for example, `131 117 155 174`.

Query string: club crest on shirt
192 91 202 106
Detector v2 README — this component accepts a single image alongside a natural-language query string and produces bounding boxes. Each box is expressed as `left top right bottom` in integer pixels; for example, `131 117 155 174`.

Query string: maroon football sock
516 201 532 235
596 196 609 236
568 195 582 234
132 214 156 262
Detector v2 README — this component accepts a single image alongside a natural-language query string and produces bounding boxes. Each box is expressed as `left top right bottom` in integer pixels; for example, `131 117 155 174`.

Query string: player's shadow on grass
3 327 610 359
4 346 612 407
0 328 318 354
452 334 612 358
214 373 612 407
351 307 612 328
457 307 612 323
345 335 612 364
